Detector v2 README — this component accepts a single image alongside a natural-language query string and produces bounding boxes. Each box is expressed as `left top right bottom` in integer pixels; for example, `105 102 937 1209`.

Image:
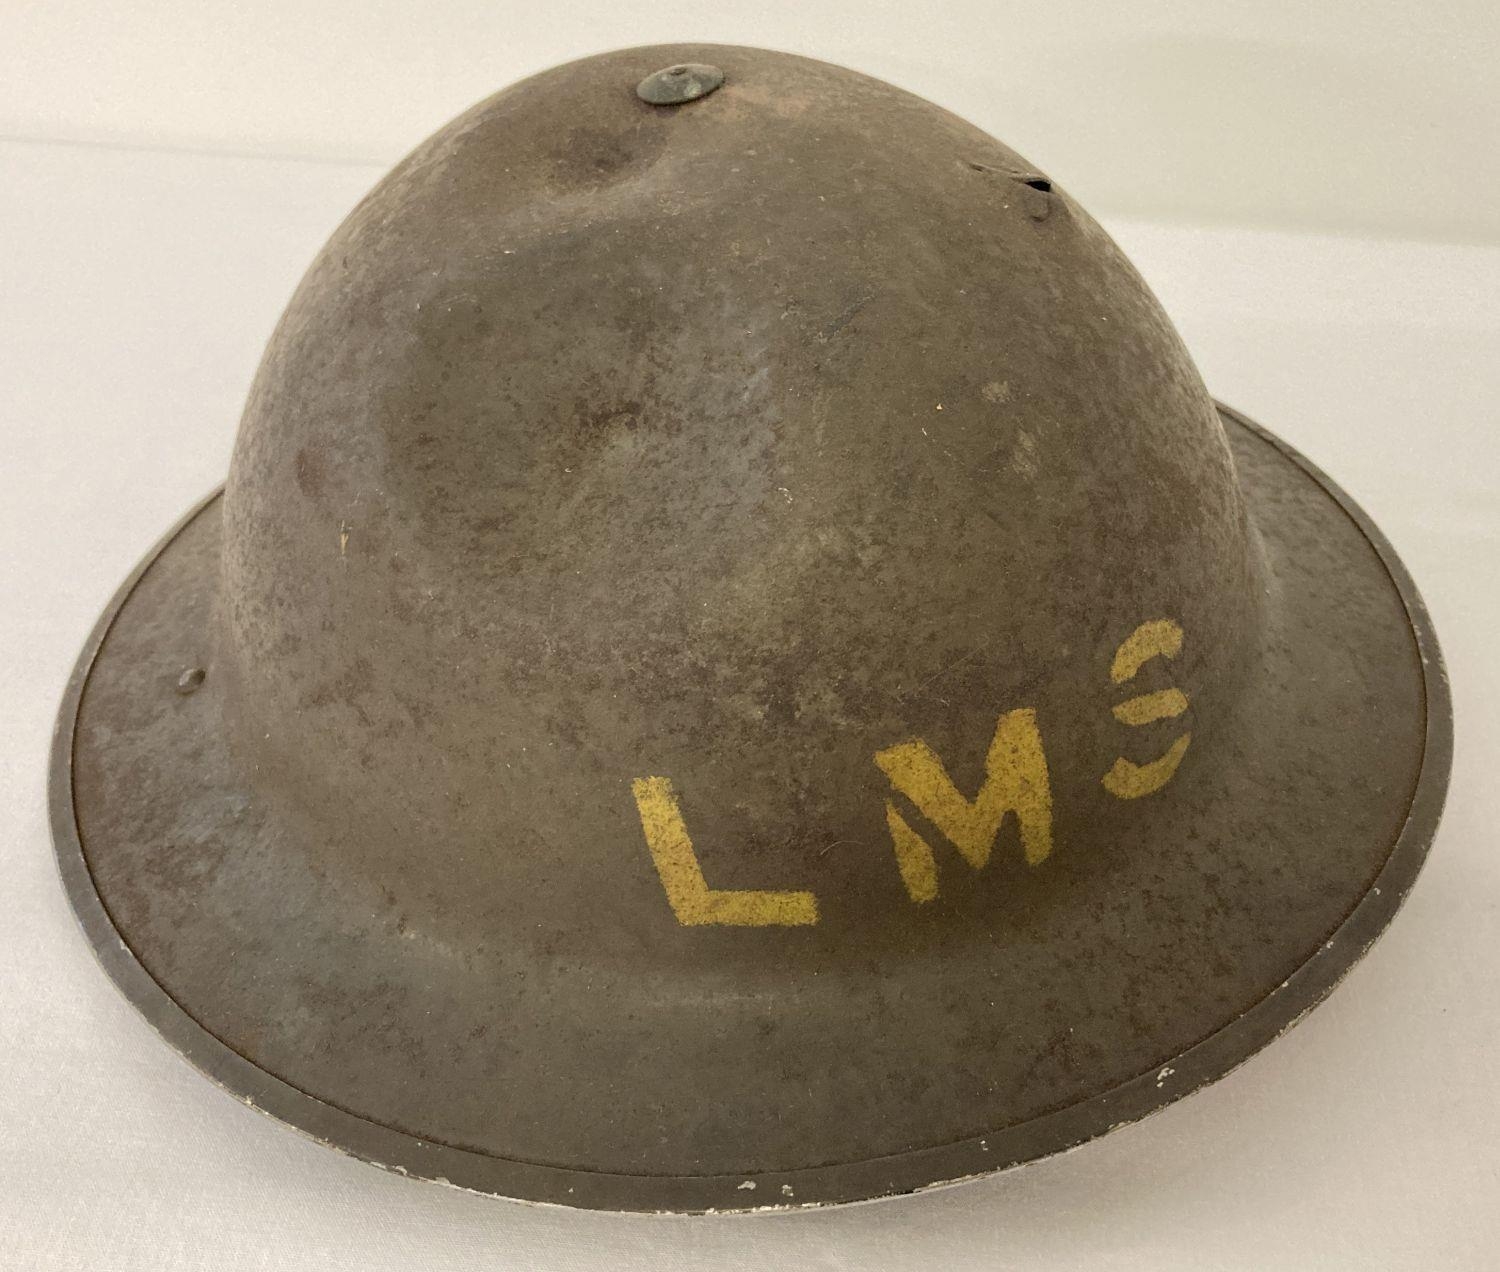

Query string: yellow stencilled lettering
1104 618 1191 800
885 802 940 903
630 776 819 926
1103 734 1192 798
1111 687 1189 726
1110 618 1183 684
874 709 1054 903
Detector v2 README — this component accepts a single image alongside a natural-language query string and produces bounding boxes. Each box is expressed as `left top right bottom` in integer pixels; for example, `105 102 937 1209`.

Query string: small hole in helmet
964 161 1053 193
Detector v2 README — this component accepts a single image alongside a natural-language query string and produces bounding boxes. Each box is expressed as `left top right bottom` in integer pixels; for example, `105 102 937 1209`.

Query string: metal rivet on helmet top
636 62 725 105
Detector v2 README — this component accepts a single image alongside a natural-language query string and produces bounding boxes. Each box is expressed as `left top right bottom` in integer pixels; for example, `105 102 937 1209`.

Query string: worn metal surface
52 44 1449 1212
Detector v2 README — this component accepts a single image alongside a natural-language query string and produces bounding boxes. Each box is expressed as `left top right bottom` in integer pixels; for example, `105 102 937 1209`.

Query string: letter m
873 709 1054 903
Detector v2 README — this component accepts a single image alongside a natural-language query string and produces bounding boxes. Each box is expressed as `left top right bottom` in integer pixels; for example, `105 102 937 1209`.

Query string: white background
4 0 1500 244
2 3 1498 1269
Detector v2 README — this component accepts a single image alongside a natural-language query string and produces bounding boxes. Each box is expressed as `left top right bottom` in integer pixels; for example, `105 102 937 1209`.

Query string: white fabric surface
1 136 1496 1270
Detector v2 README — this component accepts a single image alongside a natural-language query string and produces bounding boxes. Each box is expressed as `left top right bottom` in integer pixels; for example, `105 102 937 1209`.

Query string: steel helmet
52 43 1450 1211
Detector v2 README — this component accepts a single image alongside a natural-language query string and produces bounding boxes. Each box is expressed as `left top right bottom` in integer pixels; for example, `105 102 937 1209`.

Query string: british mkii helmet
52 44 1450 1211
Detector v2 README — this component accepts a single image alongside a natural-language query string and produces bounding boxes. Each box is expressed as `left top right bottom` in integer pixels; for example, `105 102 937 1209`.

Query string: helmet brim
50 403 1451 1212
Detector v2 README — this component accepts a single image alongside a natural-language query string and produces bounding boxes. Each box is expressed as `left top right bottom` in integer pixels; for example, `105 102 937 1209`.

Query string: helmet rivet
636 62 725 106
